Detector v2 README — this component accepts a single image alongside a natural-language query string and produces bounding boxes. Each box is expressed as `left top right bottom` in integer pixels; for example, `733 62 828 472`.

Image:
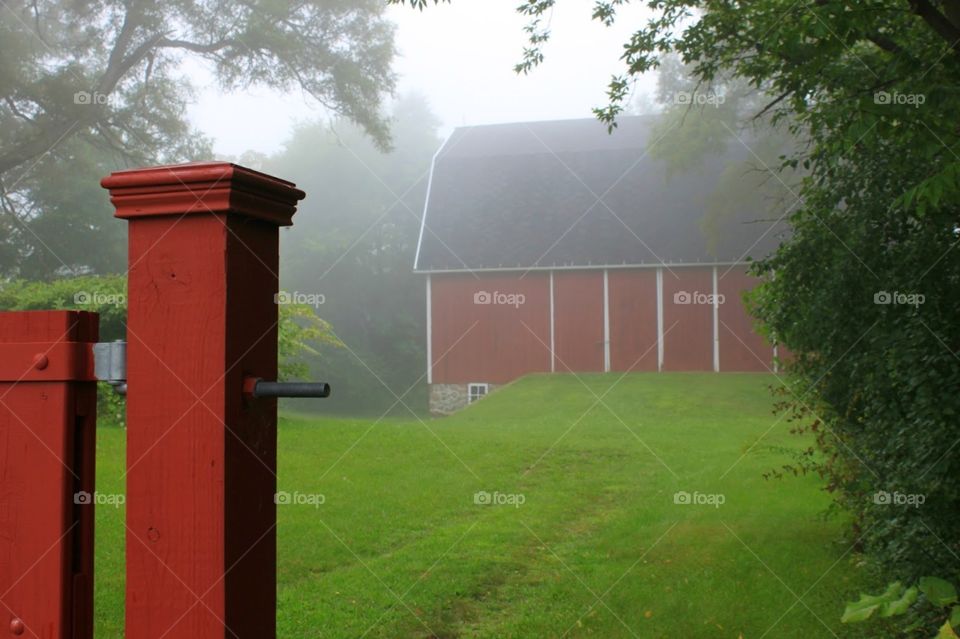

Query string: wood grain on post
102 163 305 639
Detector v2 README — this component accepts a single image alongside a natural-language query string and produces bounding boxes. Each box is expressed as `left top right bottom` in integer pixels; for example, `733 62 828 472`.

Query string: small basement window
467 383 489 404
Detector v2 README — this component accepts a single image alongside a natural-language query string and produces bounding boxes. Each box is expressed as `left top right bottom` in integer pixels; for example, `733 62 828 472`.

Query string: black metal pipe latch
243 377 331 399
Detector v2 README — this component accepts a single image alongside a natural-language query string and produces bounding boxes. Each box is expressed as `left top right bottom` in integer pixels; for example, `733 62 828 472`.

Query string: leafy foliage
0 0 398 278
0 274 128 338
843 577 959 638
278 302 343 382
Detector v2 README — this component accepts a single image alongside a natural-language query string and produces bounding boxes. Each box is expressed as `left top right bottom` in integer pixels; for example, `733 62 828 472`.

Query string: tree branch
4 97 36 123
908 0 960 51
155 37 236 54
753 89 792 121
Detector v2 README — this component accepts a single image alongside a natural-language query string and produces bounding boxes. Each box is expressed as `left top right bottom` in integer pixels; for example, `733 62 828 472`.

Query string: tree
0 0 398 278
644 55 802 256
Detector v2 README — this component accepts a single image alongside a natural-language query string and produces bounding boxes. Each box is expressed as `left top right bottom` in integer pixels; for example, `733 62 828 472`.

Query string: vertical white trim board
656 267 664 372
603 269 611 372
549 270 556 373
712 266 720 372
426 274 433 384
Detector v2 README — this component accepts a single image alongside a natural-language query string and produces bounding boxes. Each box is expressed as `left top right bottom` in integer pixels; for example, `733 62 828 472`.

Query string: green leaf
950 606 960 629
841 602 880 623
936 620 960 639
881 586 918 617
921 578 958 607
842 582 905 623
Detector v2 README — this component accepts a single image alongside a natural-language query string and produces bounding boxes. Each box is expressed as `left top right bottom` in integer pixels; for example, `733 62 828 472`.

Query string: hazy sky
187 1 657 157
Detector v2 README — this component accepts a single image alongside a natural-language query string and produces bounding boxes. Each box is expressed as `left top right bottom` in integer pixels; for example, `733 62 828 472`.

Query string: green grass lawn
93 373 887 638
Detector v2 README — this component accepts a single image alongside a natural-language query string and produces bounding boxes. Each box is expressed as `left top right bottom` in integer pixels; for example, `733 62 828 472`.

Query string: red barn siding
553 271 605 372
428 265 773 390
430 273 550 384
717 269 774 371
608 269 658 372
661 268 714 371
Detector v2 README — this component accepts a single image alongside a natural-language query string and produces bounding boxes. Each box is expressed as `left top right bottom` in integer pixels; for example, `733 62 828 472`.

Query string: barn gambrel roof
414 116 789 272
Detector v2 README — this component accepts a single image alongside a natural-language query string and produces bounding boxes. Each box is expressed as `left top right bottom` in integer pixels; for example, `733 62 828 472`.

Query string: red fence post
0 310 98 639
101 163 304 639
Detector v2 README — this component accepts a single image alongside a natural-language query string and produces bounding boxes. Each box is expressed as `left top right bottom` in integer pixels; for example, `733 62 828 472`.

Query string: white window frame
467 383 489 404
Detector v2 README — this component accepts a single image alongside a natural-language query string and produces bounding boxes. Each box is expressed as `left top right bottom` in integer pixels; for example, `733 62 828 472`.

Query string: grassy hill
93 373 888 637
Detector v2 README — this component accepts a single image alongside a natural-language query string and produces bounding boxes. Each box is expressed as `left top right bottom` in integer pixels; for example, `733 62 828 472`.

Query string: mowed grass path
93 373 884 638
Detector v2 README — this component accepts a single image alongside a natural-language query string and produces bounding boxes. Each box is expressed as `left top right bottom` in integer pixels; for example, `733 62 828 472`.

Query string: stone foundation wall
429 383 497 415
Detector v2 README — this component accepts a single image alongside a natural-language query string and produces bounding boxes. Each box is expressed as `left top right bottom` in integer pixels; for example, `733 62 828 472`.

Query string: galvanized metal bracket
92 340 127 395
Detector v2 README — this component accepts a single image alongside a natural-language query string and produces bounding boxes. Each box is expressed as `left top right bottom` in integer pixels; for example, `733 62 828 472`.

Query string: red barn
415 116 786 414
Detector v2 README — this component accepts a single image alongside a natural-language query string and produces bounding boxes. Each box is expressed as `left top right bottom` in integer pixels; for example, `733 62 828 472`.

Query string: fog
189 1 658 155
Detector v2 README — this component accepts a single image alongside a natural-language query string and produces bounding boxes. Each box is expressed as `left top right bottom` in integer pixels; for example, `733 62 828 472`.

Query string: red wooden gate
0 311 98 639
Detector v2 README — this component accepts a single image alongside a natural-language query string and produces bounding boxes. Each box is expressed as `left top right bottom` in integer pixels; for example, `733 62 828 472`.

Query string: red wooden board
430 273 551 384
661 268 714 371
0 311 97 639
552 271 604 373
608 270 658 372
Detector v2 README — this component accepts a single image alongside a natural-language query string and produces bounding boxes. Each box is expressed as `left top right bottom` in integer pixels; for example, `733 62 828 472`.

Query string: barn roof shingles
414 116 788 272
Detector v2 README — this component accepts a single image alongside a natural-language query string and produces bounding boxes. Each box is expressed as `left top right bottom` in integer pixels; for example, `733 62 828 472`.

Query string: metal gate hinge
92 340 127 395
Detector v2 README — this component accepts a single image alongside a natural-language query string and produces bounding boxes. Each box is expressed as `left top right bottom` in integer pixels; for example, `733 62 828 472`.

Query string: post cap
101 162 306 226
